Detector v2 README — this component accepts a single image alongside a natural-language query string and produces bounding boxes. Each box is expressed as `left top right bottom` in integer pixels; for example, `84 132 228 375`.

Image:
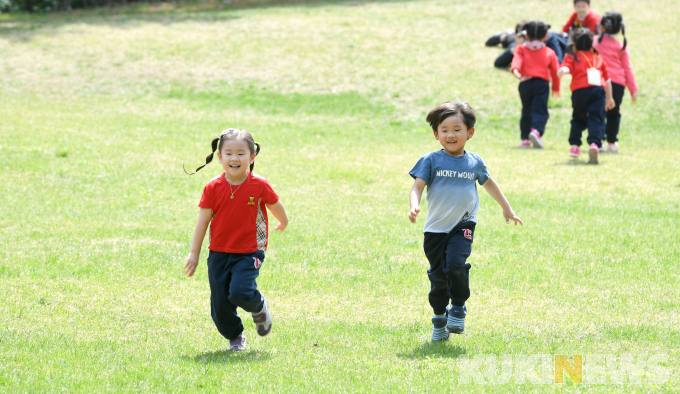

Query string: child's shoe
569 145 580 158
529 129 544 149
229 335 246 351
607 142 619 153
431 314 449 341
519 139 531 148
251 298 272 336
588 143 599 164
446 304 467 334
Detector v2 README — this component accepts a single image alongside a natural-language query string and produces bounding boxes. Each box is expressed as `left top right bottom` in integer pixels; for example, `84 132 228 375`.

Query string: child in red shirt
184 128 289 351
511 21 561 149
562 0 601 34
593 12 638 153
559 29 615 164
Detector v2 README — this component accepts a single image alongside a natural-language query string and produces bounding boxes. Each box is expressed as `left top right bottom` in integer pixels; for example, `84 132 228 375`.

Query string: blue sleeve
409 154 432 183
476 156 489 185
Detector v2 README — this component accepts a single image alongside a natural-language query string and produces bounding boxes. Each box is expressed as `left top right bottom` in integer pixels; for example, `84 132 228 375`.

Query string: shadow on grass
186 348 272 364
397 341 467 360
0 0 415 42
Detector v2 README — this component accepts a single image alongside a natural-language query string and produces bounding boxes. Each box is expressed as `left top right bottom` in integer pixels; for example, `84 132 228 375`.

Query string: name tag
587 67 601 86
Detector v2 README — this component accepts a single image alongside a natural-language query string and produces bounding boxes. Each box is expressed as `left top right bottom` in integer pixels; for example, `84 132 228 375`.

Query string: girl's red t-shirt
199 173 279 253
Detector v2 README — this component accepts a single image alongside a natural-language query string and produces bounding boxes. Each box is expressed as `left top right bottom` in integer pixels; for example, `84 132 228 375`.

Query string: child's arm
267 201 289 231
185 208 213 277
482 178 523 225
604 79 615 110
409 178 426 223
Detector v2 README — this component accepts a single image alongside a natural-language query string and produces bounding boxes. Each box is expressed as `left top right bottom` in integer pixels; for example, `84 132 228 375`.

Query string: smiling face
434 114 475 156
217 139 255 183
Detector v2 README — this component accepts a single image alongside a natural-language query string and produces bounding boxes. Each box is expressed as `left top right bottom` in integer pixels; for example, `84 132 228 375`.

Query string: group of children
181 0 639 351
509 0 638 164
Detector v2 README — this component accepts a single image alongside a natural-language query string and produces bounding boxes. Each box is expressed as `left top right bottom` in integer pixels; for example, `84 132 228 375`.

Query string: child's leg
207 251 244 341
586 87 606 147
518 81 533 140
444 223 474 307
423 232 450 316
529 80 550 136
569 89 589 146
606 83 625 143
228 252 266 314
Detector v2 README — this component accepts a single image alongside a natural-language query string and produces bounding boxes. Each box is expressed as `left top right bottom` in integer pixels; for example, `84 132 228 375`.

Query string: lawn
1 0 678 391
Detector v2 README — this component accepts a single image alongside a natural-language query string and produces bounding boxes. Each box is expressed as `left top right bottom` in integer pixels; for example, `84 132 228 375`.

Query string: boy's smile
434 114 475 156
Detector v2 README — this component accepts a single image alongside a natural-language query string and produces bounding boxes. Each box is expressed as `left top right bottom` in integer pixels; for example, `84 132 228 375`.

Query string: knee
228 286 257 307
447 262 471 279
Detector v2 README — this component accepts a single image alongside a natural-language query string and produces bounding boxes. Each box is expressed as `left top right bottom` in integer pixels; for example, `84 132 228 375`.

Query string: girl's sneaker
431 315 449 341
446 305 467 334
519 140 531 148
607 142 619 153
229 335 246 351
588 143 599 164
529 129 544 149
569 145 580 158
252 298 272 336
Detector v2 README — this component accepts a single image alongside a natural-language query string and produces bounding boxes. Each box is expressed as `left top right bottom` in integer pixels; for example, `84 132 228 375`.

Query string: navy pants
519 78 550 139
569 86 605 147
207 250 265 341
424 222 475 315
605 83 625 143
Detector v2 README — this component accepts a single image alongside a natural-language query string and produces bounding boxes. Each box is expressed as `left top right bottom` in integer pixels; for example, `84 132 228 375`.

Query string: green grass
1 0 679 391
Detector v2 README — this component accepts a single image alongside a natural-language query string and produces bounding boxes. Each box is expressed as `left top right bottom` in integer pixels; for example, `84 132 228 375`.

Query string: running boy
409 101 523 341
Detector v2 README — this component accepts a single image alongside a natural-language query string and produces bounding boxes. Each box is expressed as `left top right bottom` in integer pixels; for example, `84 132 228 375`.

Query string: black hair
426 101 476 131
599 12 627 49
184 128 261 175
521 21 551 41
574 0 590 4
568 28 595 62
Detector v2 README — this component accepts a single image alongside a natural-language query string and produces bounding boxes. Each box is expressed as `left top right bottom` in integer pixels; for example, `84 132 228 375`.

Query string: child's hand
503 209 523 225
631 92 638 103
552 91 560 98
409 206 420 223
185 253 199 277
605 98 616 111
275 222 287 232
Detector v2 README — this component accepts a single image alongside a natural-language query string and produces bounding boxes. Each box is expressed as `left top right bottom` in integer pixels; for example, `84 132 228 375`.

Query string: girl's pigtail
183 137 220 175
250 142 261 172
621 24 627 50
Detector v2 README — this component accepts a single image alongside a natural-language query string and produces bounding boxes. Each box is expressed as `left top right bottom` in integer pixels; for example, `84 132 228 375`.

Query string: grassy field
1 0 679 391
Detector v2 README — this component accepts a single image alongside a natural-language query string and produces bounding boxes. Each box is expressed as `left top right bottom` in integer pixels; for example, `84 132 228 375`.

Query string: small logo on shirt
462 229 473 240
248 196 256 205
253 257 262 269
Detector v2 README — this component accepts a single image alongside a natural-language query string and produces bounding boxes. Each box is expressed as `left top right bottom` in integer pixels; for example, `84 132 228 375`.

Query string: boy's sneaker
607 142 619 153
529 129 544 149
251 298 272 336
229 335 246 351
569 145 580 158
588 143 599 164
447 305 467 334
519 139 531 148
431 315 449 341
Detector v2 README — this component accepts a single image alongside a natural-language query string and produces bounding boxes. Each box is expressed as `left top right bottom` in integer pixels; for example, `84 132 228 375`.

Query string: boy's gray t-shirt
409 150 489 233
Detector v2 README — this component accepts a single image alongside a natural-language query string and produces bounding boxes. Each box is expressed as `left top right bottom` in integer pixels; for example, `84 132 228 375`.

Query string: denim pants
207 250 265 340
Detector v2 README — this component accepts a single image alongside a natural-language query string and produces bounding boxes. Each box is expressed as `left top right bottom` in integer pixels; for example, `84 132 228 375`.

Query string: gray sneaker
447 305 466 334
229 335 246 351
431 315 449 341
252 298 272 336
